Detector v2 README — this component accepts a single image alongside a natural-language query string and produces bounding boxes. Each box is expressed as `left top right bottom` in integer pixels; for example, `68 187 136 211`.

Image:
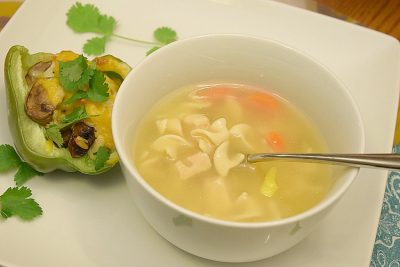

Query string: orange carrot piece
265 131 285 152
246 92 280 111
197 86 236 100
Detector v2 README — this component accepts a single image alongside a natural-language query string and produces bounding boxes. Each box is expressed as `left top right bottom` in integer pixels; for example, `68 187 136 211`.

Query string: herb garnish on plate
66 2 178 56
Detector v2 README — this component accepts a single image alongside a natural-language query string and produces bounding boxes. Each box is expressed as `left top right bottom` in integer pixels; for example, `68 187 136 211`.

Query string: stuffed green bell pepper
4 45 131 174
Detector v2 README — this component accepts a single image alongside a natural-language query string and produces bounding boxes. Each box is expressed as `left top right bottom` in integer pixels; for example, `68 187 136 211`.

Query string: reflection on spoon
246 153 400 170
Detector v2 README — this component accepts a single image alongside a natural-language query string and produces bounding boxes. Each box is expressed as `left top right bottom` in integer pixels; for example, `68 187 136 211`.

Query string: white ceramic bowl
112 34 365 262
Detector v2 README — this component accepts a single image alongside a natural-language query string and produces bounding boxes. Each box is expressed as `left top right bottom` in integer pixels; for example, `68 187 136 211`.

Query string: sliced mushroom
68 122 96 158
25 61 54 87
24 82 55 125
25 74 35 89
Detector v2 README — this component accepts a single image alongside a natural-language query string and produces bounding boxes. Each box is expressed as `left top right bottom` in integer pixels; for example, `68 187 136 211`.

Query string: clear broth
133 84 333 222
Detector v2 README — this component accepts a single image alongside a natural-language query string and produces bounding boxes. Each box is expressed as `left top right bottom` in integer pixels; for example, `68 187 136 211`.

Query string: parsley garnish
0 145 43 221
153 27 177 44
59 54 110 104
0 187 43 220
45 106 90 147
45 125 64 148
61 106 89 124
146 27 177 55
146 46 160 56
14 162 43 187
66 2 116 35
63 90 88 105
83 36 108 56
88 70 109 102
59 55 94 91
66 2 179 56
0 144 22 172
94 146 110 171
62 70 109 104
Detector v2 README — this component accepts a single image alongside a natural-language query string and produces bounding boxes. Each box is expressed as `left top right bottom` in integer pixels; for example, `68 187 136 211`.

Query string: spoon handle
246 153 400 170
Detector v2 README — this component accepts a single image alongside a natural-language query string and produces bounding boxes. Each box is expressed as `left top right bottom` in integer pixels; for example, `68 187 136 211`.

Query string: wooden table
316 0 400 144
317 0 400 40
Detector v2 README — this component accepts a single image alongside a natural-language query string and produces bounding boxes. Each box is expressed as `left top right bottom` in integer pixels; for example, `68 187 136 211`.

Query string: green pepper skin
4 45 131 174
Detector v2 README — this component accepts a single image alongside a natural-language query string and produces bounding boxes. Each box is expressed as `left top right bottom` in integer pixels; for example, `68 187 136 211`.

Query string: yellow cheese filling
36 51 118 153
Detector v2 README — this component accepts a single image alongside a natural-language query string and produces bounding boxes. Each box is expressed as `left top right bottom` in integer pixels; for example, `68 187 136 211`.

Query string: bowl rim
112 33 366 229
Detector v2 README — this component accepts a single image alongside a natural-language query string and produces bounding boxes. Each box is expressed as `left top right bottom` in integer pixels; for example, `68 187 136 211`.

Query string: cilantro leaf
146 46 160 56
88 70 109 102
0 144 22 172
45 106 91 146
66 2 116 35
0 187 42 220
154 27 177 44
97 14 116 35
66 3 179 56
83 36 108 56
95 146 110 171
14 162 43 187
45 125 64 147
59 55 94 92
63 90 88 105
62 106 89 124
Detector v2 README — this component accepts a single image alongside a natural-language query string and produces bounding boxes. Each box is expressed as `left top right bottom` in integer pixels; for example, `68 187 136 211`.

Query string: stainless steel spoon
246 153 400 170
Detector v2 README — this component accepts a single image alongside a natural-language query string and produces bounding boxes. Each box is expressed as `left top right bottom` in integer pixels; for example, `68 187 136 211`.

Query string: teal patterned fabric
370 145 400 267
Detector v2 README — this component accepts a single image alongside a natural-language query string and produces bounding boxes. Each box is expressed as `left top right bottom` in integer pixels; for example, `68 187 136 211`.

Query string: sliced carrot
196 86 237 100
246 92 280 111
265 131 285 152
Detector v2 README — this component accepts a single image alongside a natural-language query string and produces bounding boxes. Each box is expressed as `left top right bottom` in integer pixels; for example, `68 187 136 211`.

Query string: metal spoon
246 153 400 170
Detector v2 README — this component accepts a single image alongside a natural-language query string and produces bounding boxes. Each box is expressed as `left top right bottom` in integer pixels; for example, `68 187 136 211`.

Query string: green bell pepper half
4 45 131 174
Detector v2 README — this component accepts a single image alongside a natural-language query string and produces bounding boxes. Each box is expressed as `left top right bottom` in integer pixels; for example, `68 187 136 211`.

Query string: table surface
0 1 399 267
317 0 400 40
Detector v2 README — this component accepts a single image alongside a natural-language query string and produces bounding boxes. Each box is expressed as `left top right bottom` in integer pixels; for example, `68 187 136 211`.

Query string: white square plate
0 0 399 266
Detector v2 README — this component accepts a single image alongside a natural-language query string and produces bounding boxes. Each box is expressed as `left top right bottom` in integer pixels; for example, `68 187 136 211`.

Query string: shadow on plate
40 164 125 189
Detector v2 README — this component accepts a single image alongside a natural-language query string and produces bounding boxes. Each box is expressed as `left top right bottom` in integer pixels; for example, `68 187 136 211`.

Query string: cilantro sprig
45 106 91 147
59 55 94 91
94 146 111 171
88 70 109 102
0 145 43 221
62 106 90 124
63 90 88 105
0 144 22 172
0 187 42 220
14 163 43 187
66 2 178 56
59 53 110 105
66 2 116 35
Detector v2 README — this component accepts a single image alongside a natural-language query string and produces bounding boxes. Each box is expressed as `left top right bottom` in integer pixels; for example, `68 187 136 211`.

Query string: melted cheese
54 51 79 76
36 78 64 106
84 76 118 150
56 51 79 61
48 52 120 152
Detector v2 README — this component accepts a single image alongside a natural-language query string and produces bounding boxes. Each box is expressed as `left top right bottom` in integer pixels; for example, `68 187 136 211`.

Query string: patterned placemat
0 1 399 266
370 145 400 267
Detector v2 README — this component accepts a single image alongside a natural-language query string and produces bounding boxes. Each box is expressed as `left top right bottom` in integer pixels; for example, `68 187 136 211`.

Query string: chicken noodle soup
133 84 333 222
